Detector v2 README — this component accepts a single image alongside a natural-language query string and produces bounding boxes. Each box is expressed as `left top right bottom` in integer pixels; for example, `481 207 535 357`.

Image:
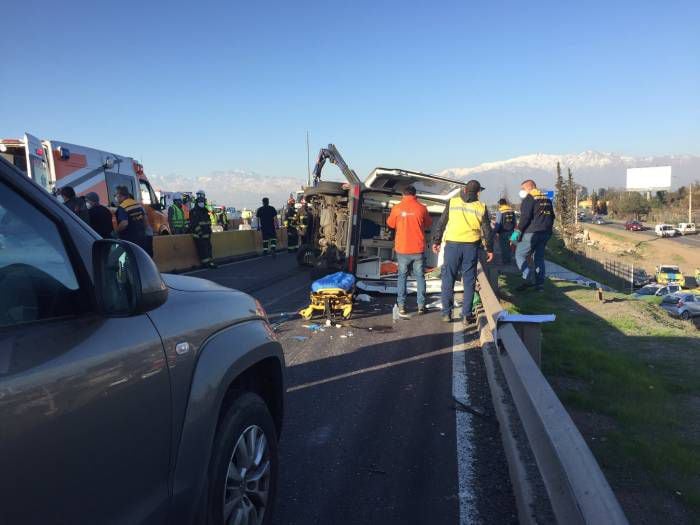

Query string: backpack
501 210 516 231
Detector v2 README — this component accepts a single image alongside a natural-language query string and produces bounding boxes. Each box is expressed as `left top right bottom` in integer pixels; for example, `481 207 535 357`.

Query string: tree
615 192 651 220
590 191 599 214
554 162 567 232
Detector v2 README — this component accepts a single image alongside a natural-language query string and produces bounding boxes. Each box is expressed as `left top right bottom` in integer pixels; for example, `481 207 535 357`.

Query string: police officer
510 179 555 291
114 185 147 252
190 190 217 269
168 193 187 234
432 179 494 326
494 198 517 264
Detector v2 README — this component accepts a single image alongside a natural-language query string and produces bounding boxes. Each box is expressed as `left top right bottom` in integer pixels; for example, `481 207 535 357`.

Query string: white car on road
655 224 677 237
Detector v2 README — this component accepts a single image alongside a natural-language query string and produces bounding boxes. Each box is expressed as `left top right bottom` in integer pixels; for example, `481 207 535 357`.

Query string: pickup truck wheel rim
223 424 270 525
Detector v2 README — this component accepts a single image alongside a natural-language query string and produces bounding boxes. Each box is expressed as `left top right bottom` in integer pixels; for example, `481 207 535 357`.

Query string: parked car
624 220 646 231
661 292 700 320
631 283 682 299
655 224 677 237
675 222 696 235
0 157 285 525
592 215 607 225
297 144 465 294
655 264 686 288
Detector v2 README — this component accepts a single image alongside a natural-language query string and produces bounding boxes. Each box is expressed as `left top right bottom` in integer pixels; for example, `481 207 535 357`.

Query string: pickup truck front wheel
207 392 278 525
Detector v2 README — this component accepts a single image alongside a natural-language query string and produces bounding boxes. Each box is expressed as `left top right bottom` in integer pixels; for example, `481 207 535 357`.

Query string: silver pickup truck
0 156 285 525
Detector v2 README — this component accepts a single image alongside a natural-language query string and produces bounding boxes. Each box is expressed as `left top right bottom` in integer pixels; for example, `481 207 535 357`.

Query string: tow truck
0 133 170 234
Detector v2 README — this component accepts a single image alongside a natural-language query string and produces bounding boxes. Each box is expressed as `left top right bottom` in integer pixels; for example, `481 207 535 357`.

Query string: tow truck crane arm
312 144 360 186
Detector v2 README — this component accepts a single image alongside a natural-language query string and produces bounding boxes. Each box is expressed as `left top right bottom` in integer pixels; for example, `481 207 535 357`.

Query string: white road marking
453 316 477 524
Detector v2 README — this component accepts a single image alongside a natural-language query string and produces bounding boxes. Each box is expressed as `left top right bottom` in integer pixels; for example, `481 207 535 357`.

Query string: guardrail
476 263 628 525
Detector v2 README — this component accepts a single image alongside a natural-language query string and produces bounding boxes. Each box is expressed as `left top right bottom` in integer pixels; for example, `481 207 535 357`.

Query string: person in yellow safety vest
494 198 517 264
432 179 494 326
190 190 217 269
114 185 148 252
168 193 187 234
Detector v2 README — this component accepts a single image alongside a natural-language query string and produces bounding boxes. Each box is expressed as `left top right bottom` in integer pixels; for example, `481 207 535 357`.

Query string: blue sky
2 0 699 184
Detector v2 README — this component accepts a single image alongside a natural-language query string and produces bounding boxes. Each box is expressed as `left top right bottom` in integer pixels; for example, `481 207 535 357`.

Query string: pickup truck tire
207 391 278 525
304 181 346 197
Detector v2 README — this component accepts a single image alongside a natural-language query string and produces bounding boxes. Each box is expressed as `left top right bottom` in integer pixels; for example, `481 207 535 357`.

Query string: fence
560 248 640 291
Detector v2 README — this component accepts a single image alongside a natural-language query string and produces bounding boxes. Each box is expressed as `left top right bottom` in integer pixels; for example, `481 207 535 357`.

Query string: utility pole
689 181 693 224
306 131 311 187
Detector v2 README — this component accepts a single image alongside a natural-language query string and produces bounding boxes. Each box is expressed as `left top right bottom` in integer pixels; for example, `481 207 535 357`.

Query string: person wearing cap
432 179 494 325
114 185 147 251
168 193 187 235
85 192 114 239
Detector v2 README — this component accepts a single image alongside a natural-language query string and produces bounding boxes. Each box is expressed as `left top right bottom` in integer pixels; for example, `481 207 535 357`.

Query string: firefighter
168 193 187 234
114 185 148 252
190 190 217 268
284 197 299 251
256 197 278 256
181 193 191 231
432 179 494 326
297 202 313 244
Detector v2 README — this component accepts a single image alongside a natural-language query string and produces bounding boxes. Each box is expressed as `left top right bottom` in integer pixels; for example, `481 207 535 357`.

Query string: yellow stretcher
299 287 353 321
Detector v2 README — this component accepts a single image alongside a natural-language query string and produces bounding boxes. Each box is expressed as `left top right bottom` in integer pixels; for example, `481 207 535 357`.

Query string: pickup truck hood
162 273 234 293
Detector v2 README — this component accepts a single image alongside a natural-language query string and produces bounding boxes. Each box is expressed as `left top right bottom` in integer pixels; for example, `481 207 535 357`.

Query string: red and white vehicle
0 133 170 234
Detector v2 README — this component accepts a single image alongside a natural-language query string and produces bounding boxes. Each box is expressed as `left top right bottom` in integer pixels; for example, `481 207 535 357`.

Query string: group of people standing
387 178 554 326
58 184 155 257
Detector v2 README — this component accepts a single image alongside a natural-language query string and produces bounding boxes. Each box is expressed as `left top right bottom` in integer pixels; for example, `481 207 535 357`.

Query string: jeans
441 241 479 318
515 231 552 286
397 253 426 308
498 231 513 264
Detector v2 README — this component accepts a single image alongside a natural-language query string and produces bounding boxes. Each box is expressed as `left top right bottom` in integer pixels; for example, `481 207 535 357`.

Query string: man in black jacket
190 191 217 268
59 186 90 224
256 197 278 256
85 192 114 238
510 179 555 291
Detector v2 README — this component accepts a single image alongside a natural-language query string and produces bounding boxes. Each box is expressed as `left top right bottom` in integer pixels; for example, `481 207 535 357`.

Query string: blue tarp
311 272 356 292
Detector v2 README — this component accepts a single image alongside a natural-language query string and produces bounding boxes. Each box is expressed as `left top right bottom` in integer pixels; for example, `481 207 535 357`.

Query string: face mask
86 202 94 209
197 202 205 208
519 189 529 199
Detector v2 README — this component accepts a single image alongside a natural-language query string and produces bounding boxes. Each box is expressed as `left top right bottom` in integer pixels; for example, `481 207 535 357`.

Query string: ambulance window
140 180 152 205
105 173 135 206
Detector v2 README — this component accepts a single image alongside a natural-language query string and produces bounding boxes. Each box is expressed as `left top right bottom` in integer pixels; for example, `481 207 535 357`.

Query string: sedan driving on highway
624 220 646 231
0 157 285 525
661 293 700 320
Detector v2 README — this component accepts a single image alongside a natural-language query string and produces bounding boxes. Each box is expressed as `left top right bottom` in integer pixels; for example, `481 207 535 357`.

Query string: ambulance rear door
24 133 51 190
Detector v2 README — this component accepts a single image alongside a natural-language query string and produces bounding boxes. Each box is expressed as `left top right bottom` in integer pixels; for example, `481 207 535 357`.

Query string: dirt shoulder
498 275 700 524
583 223 700 276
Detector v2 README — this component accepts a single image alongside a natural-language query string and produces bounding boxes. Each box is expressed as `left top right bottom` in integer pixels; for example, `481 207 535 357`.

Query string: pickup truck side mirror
93 239 168 316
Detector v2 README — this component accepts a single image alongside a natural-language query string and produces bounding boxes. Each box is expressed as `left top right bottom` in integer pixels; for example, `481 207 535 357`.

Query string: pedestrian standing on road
85 192 114 239
59 186 90 223
494 198 516 264
114 185 148 252
168 193 187 234
510 179 555 291
387 185 432 315
256 197 278 256
432 180 494 326
190 190 217 269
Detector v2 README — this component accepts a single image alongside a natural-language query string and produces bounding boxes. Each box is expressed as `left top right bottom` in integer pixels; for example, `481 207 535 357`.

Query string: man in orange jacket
387 185 432 314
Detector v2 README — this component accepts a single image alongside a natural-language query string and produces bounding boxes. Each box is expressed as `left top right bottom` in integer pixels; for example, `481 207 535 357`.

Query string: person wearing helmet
190 190 217 268
168 193 187 235
284 196 299 251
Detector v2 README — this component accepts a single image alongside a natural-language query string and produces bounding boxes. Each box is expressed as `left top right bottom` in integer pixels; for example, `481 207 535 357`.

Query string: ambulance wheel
304 181 346 197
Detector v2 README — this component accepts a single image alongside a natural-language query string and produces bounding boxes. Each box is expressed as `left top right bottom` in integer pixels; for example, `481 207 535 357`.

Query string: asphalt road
191 253 518 525
590 220 700 247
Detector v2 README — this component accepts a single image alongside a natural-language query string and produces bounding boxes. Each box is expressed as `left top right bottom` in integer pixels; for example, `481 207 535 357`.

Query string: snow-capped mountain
440 151 700 203
148 170 305 210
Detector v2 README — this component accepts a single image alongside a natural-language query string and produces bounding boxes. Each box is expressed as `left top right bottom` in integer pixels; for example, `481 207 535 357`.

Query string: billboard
626 166 672 191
